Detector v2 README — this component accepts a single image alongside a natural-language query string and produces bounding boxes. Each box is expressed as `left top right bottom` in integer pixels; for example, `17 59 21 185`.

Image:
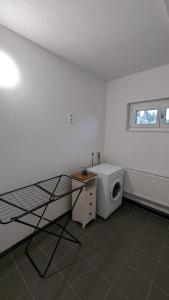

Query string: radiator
123 169 169 209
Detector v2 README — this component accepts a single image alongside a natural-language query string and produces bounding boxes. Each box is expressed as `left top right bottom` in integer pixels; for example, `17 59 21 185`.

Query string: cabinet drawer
86 198 96 218
86 209 95 222
87 201 96 213
86 188 96 200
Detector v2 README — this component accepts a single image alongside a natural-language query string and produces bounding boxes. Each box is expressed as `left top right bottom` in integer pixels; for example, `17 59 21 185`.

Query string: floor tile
127 247 157 280
136 233 162 260
124 209 149 231
87 224 113 244
53 284 80 300
114 265 150 300
66 220 86 240
1 201 169 300
11 243 28 266
0 268 27 300
143 221 168 244
11 241 38 266
105 285 127 300
56 249 88 285
91 247 122 282
17 251 48 288
160 245 169 268
72 265 110 300
82 218 103 234
17 291 33 300
31 271 73 300
105 234 133 263
114 224 140 244
73 235 102 262
148 214 169 228
99 209 128 232
116 202 135 218
164 232 169 247
34 223 63 248
148 284 169 300
154 263 169 295
101 203 134 230
43 238 72 266
0 255 15 279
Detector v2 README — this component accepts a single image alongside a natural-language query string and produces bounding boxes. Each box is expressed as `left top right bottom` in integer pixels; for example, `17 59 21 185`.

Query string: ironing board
0 174 85 278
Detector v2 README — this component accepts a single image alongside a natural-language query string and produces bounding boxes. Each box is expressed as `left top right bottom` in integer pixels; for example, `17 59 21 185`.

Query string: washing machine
88 163 124 219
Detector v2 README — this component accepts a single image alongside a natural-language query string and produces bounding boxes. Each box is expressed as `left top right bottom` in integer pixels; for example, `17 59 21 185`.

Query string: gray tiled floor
1 200 169 299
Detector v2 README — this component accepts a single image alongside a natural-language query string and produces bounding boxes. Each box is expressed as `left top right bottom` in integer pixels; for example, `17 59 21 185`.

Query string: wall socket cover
67 112 73 123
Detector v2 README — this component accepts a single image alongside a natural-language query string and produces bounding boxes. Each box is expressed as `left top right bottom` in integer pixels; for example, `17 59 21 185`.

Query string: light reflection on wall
0 51 20 89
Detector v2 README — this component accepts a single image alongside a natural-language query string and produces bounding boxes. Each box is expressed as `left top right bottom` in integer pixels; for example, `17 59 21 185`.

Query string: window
166 108 169 124
135 109 157 125
128 99 169 131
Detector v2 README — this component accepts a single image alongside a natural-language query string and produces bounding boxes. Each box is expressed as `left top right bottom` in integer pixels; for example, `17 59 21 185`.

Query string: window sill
128 127 169 132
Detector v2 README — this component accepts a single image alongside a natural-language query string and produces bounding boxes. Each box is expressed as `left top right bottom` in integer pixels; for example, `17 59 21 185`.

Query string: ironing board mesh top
0 176 84 223
0 185 50 223
37 176 73 196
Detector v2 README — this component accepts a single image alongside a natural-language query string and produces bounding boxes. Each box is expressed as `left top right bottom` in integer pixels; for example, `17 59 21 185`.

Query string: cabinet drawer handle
89 203 92 206
89 212 92 215
90 192 93 195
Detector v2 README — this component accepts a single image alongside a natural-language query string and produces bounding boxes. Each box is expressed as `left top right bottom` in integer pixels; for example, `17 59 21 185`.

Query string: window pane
135 109 157 125
166 108 169 124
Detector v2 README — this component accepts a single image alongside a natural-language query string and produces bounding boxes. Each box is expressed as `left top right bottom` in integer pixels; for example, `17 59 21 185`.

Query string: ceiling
0 0 169 80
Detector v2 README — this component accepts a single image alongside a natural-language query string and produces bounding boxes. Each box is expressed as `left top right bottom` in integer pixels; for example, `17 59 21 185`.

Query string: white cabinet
71 172 97 229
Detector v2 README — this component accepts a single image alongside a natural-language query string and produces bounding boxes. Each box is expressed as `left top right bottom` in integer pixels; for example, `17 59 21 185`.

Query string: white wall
105 64 169 177
0 25 106 252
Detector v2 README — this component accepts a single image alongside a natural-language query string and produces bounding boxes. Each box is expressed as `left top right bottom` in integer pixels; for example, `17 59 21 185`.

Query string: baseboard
123 196 169 220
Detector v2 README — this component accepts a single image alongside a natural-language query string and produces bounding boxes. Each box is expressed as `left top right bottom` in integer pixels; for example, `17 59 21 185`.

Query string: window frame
160 105 169 128
128 98 169 132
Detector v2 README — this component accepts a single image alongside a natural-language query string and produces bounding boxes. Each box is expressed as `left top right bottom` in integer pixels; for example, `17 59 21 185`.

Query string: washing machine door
110 179 122 201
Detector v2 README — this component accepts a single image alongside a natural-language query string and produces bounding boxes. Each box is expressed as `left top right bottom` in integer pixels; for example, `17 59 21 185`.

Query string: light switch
67 112 73 124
